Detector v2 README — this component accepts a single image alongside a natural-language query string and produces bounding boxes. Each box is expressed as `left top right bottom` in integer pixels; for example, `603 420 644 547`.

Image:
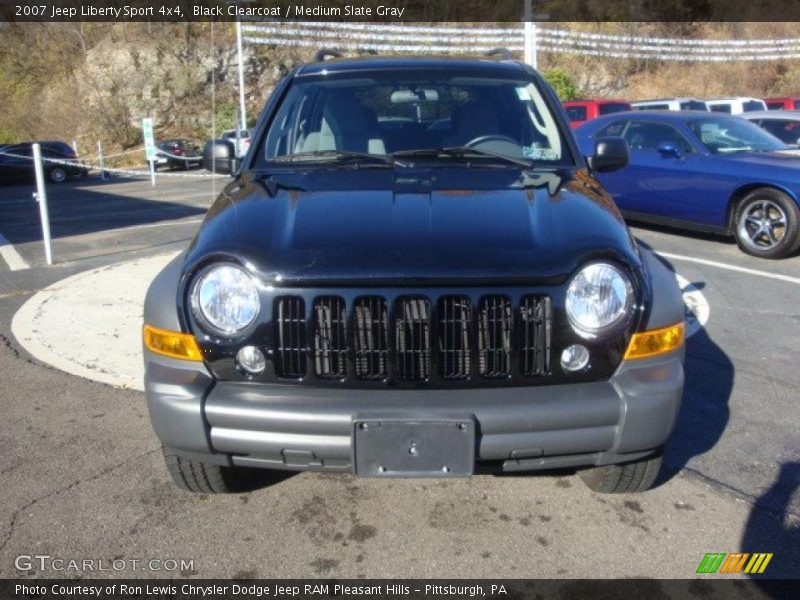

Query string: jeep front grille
353 296 389 380
395 297 431 381
521 295 551 377
439 296 472 380
275 296 307 378
272 293 551 384
312 296 347 379
478 295 513 378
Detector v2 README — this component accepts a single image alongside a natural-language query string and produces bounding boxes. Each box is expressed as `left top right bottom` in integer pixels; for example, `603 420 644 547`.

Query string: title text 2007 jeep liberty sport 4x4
143 52 685 494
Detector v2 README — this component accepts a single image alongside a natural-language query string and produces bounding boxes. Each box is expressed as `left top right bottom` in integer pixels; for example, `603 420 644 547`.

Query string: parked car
154 139 202 170
706 97 767 114
742 111 800 146
575 111 800 258
764 97 800 111
632 98 708 111
0 141 87 184
145 54 685 495
563 99 631 128
221 128 252 157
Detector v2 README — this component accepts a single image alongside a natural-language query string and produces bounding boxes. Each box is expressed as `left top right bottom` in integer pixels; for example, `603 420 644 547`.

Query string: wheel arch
726 182 800 232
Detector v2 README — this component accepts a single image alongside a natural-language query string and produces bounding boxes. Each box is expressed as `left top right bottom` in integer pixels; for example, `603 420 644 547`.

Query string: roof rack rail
314 48 343 62
484 47 512 60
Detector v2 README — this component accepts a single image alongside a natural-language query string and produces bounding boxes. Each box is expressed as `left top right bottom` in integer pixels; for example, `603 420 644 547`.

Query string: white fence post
524 0 537 68
31 143 53 266
236 19 248 137
97 140 106 180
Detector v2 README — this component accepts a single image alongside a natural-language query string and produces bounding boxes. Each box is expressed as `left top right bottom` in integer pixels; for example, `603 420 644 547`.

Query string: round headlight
191 264 260 336
565 263 633 339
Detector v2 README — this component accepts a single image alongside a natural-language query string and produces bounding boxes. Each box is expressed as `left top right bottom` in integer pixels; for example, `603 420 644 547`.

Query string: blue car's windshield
260 72 571 166
688 117 788 154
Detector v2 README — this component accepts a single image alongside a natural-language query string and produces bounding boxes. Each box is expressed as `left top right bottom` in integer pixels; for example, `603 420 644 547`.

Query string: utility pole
524 0 537 69
236 19 247 133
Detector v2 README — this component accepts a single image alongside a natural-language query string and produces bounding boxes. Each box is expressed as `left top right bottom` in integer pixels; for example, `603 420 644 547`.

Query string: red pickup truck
563 99 631 128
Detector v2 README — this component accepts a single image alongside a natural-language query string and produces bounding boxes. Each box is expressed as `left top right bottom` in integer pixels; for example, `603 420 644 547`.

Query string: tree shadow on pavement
741 462 800 587
0 179 208 244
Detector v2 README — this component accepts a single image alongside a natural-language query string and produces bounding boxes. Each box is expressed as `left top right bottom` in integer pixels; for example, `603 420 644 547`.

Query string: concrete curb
11 252 179 392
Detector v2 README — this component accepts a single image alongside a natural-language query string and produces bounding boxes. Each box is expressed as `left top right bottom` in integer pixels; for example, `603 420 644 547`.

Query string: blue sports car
575 111 800 258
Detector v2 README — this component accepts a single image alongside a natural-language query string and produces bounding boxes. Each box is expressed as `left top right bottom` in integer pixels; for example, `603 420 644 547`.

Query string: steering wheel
464 134 520 147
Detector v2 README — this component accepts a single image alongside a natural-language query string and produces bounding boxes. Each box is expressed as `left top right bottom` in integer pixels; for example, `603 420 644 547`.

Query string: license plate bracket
353 418 475 477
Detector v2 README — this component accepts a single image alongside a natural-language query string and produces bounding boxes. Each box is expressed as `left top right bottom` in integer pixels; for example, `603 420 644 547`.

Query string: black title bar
5 0 800 22
4 579 800 600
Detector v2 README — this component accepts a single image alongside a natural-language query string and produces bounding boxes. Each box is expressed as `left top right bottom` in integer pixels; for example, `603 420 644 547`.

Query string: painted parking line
99 216 204 233
0 232 29 271
657 251 800 286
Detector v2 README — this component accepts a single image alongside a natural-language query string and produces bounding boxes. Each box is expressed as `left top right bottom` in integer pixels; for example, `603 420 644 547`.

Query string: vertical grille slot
354 296 389 380
313 296 347 380
478 295 512 378
395 297 431 381
521 295 552 376
438 296 471 380
275 296 306 379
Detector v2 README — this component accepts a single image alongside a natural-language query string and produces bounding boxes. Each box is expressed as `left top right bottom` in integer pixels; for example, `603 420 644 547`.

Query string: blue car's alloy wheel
735 188 800 259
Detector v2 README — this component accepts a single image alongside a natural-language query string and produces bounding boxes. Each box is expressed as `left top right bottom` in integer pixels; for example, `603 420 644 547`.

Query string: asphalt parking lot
0 174 799 581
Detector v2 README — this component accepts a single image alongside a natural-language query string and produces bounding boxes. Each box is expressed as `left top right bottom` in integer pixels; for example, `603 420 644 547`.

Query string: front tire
162 447 244 493
734 188 800 259
579 451 663 493
48 166 67 184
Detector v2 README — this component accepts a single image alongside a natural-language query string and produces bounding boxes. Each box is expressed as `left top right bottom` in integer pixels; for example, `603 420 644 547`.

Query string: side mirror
657 141 681 158
203 140 238 175
587 137 629 172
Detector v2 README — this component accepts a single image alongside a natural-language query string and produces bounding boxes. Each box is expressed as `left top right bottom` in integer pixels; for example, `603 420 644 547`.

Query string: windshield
260 72 569 165
687 117 788 154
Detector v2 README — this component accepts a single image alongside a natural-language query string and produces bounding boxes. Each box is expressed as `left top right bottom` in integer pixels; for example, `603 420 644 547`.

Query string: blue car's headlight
191 264 260 336
565 263 633 339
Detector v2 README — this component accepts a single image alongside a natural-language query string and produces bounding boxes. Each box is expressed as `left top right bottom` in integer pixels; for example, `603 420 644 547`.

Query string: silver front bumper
145 349 683 474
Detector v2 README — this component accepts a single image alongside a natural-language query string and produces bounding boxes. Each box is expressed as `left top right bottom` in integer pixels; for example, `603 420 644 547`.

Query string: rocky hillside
1 22 799 156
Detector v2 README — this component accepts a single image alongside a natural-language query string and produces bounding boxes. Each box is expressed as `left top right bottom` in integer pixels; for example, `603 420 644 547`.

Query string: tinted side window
794 101 800 110
710 104 732 114
680 101 707 111
636 104 669 111
758 119 800 144
565 106 588 121
623 122 693 153
598 103 630 115
596 121 626 137
742 101 765 112
6 145 32 156
767 102 785 110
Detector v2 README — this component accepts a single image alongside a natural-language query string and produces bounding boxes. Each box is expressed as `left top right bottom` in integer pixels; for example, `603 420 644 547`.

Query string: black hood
185 167 640 286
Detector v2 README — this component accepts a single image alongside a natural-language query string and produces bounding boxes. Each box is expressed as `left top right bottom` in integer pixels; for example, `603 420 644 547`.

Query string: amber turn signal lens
143 325 203 361
624 322 685 360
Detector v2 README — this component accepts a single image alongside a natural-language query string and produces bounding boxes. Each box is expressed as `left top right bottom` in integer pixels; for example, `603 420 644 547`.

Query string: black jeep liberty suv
143 52 685 494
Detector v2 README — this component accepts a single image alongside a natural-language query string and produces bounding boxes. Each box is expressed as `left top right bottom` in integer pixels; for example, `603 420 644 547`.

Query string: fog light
561 344 590 372
236 345 266 374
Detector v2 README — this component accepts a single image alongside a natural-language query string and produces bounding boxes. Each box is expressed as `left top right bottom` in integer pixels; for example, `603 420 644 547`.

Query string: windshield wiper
393 146 534 168
272 150 407 167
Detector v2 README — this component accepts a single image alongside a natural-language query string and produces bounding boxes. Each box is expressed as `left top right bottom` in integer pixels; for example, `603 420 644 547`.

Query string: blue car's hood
716 149 800 170
186 167 640 285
